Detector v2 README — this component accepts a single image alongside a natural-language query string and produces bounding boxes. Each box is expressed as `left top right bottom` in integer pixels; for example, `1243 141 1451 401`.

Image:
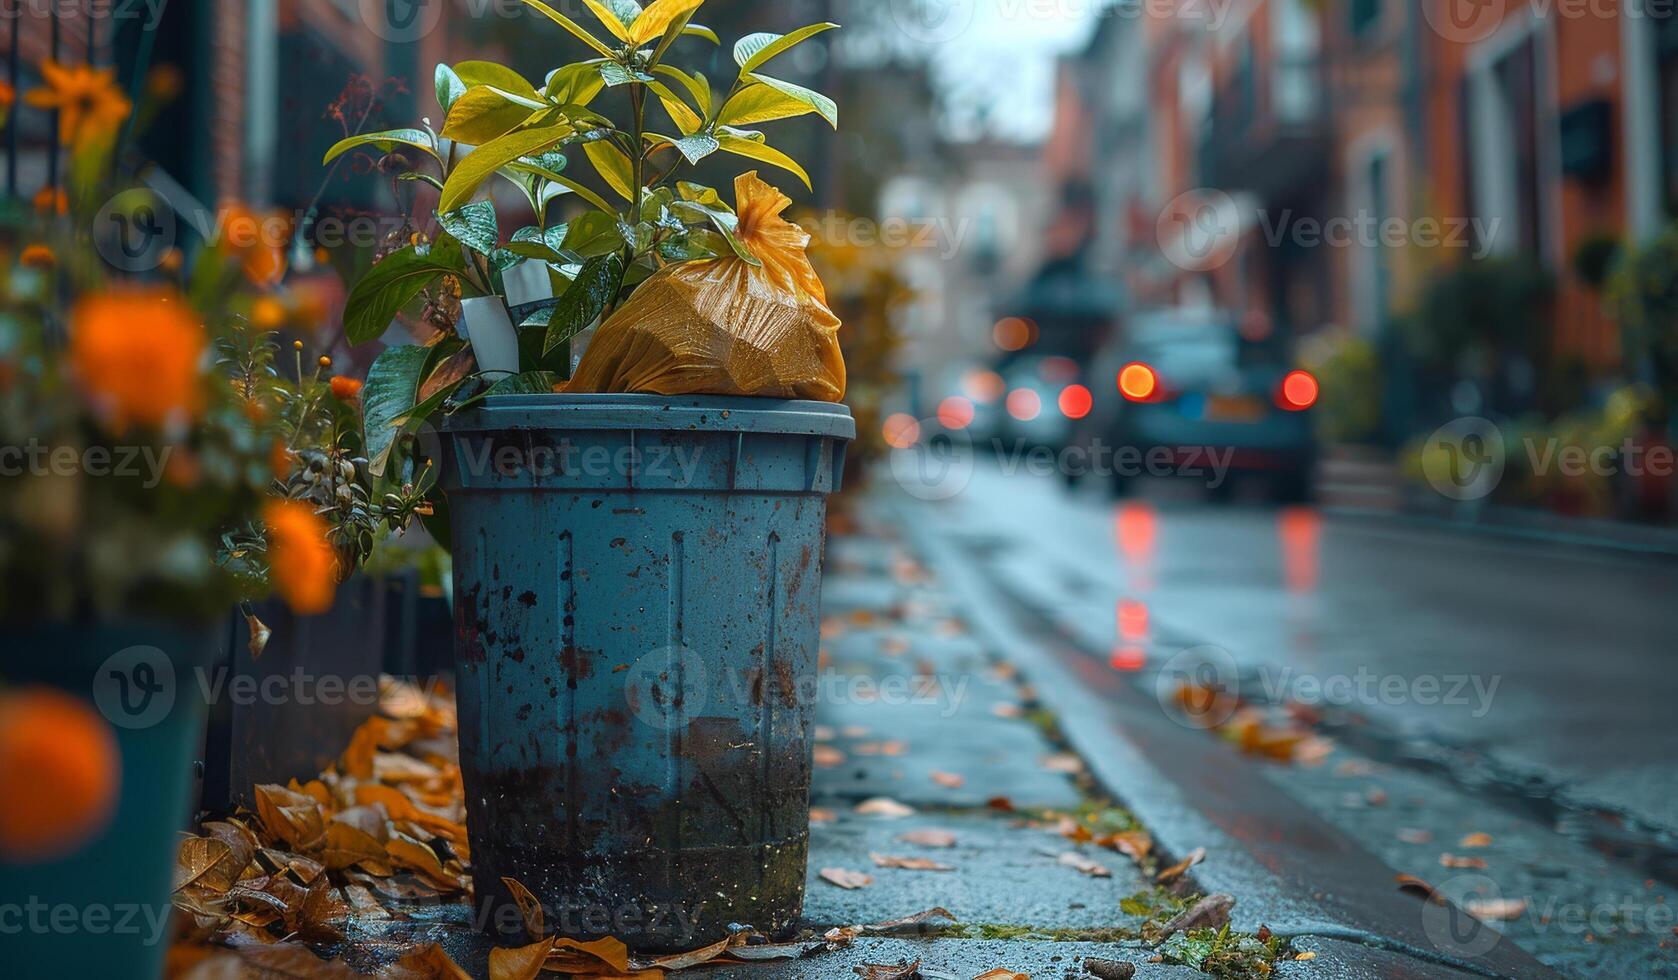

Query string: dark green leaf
438 202 501 257
435 64 467 112
364 342 462 477
541 253 625 354
343 246 459 345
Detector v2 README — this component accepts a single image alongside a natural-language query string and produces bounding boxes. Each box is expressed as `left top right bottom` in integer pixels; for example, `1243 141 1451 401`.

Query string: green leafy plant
332 0 840 493
1609 224 1678 408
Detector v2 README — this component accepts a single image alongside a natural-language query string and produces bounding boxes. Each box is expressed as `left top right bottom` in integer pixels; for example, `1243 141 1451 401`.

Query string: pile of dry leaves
164 680 962 979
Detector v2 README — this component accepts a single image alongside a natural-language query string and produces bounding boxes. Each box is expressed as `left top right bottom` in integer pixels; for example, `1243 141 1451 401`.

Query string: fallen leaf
489 937 554 980
246 611 272 660
929 771 965 788
322 821 388 872
990 703 1023 719
1294 951 1317 961
253 784 327 852
854 740 908 757
1396 874 1446 905
820 867 875 889
896 829 957 848
1039 753 1083 774
986 796 1014 813
809 807 838 824
858 960 920 980
842 725 871 738
862 907 958 933
1155 846 1205 884
1084 959 1136 979
854 797 916 819
1057 851 1111 878
341 717 389 781
1466 897 1528 921
188 945 360 979
175 836 239 893
1397 828 1433 845
502 877 544 940
381 942 474 979
1103 830 1153 864
1157 893 1234 938
1460 832 1494 848
813 745 847 768
871 852 955 872
640 936 735 970
545 936 631 974
1440 853 1488 869
972 970 1028 980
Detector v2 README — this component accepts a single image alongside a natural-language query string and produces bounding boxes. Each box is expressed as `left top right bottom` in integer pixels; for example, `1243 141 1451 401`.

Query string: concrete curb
895 501 1568 980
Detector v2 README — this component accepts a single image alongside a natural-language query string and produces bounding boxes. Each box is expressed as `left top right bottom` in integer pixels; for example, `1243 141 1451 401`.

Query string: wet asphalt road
900 461 1678 839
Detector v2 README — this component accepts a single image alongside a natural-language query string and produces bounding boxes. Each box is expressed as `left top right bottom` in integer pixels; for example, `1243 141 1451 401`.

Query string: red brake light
1118 363 1159 402
1278 370 1319 411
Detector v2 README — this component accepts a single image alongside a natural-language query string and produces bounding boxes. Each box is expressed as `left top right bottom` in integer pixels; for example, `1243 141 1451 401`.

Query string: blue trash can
439 395 854 951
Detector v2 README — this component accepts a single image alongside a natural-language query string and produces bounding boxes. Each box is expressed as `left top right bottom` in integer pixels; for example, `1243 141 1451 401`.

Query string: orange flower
0 80 14 109
269 441 293 480
264 499 339 616
32 187 67 216
219 203 288 287
70 288 207 431
145 64 184 102
330 376 363 402
250 296 286 329
24 60 132 150
0 688 121 862
19 244 55 268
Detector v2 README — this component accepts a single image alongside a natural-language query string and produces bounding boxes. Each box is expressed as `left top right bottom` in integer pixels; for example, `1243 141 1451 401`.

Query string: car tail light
1277 370 1320 411
1118 362 1159 402
1058 384 1093 419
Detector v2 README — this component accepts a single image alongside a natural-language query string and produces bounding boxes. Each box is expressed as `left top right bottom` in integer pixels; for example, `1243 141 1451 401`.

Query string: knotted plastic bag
565 172 846 402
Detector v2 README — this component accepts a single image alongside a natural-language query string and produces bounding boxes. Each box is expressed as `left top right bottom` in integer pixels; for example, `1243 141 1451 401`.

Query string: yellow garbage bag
565 172 846 402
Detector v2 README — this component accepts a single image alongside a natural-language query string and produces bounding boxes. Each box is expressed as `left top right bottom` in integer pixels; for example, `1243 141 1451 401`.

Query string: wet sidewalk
762 514 1297 979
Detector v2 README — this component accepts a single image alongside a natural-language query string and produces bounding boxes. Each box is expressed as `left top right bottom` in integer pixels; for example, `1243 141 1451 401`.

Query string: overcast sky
923 0 1105 142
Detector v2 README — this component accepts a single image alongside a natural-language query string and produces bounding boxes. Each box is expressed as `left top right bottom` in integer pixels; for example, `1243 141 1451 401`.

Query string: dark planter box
382 570 455 681
197 576 387 812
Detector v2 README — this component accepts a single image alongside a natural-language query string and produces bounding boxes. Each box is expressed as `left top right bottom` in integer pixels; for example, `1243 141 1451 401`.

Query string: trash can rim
443 393 856 440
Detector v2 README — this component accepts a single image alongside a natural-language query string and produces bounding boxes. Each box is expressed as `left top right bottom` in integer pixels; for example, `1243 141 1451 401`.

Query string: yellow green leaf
716 135 810 190
583 140 637 201
440 122 575 213
581 0 635 40
630 0 703 44
440 86 548 145
645 79 703 133
453 61 540 98
717 83 818 128
515 0 617 58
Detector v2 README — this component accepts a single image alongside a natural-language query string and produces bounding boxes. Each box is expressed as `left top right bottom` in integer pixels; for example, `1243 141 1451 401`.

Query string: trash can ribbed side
440 396 854 952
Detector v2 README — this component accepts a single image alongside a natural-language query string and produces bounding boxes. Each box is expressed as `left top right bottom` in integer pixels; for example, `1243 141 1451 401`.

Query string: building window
1657 14 1678 214
1349 0 1382 39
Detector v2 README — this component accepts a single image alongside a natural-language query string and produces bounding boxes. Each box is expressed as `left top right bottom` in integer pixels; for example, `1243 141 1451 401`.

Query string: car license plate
1204 395 1265 422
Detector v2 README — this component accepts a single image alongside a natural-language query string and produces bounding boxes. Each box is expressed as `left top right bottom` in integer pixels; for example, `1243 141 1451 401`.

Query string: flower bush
0 59 424 623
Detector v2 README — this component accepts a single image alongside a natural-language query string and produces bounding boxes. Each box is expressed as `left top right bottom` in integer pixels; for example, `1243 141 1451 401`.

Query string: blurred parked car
1071 310 1319 502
